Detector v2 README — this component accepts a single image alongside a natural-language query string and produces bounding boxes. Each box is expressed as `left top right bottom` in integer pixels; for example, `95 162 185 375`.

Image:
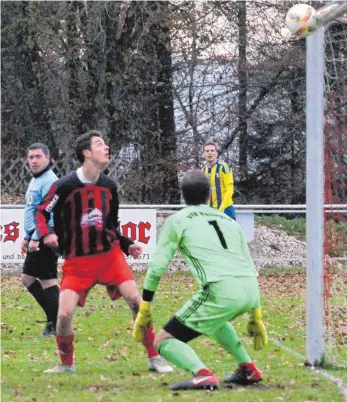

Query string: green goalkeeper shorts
175 276 260 337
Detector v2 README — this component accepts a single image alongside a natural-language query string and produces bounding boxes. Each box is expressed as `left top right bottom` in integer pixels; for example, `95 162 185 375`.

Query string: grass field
2 271 347 402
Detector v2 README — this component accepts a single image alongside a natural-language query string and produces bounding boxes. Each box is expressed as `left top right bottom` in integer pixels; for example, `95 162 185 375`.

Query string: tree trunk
237 1 248 181
155 2 180 203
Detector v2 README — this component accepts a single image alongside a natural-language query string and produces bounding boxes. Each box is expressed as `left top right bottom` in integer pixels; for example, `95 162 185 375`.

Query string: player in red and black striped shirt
35 130 172 374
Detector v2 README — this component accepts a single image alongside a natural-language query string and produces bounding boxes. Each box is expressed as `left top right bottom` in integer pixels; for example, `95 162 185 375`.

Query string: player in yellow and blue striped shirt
202 141 236 220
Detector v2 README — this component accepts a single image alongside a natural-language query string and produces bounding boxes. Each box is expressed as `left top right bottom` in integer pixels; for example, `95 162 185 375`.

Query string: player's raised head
181 170 210 205
75 130 110 167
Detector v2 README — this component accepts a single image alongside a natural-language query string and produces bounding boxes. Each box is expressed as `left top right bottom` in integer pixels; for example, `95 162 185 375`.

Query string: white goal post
306 1 347 367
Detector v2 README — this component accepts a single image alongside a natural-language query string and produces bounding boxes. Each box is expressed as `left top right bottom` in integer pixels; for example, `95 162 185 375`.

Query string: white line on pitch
270 337 347 401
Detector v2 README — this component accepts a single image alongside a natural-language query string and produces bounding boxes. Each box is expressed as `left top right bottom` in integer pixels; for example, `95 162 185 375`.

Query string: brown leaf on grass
13 388 22 396
4 350 16 355
28 356 41 362
120 347 129 360
83 311 92 317
105 353 118 361
102 339 113 348
140 374 158 380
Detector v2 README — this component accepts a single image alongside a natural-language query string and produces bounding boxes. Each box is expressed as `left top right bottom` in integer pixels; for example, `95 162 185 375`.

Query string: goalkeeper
133 170 268 391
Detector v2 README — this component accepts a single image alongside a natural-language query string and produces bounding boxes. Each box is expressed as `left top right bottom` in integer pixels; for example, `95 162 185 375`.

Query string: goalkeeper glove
132 301 153 342
247 307 268 350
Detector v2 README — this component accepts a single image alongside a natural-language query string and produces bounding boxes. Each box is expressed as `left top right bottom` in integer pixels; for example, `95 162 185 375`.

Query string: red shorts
60 246 134 307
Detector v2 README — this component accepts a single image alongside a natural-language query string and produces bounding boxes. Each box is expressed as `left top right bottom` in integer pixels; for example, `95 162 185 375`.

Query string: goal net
323 20 347 368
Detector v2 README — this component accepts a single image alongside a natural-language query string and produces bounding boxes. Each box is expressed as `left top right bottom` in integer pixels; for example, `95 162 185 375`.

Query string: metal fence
1 155 124 194
1 204 346 269
2 204 346 212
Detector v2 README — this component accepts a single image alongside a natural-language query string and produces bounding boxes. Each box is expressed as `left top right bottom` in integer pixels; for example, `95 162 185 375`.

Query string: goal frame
305 1 347 366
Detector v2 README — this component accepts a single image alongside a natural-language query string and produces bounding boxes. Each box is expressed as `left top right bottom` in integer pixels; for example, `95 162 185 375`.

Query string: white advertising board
0 208 156 264
0 207 254 264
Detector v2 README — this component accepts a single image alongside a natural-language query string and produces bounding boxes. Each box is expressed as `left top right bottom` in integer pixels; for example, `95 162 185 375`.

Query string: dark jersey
35 171 133 259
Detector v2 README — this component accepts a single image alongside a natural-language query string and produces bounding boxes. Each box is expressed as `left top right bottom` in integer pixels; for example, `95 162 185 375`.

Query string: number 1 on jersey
208 220 228 249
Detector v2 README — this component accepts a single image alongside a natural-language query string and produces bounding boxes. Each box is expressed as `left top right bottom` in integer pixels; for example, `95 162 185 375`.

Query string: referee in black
21 143 59 336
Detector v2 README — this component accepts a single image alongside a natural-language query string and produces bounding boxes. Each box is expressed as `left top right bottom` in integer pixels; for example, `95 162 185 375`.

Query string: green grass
255 215 306 239
2 272 347 402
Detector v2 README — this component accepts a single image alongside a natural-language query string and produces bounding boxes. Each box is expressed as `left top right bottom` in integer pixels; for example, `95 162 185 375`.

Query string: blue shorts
224 206 236 221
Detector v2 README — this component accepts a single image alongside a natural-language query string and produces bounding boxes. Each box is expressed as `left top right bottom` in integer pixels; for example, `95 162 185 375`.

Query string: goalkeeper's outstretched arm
133 217 181 342
142 216 180 295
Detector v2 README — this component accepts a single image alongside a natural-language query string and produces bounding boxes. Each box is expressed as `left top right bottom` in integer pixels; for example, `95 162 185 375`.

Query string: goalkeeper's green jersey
144 204 257 293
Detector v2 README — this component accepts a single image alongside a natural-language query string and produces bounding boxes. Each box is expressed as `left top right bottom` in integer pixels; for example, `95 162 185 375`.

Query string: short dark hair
203 140 219 152
181 170 210 205
75 130 103 163
27 143 50 156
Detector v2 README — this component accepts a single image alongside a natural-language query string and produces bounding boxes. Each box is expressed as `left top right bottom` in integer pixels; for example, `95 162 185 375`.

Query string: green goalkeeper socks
211 323 252 364
158 338 207 375
158 324 251 374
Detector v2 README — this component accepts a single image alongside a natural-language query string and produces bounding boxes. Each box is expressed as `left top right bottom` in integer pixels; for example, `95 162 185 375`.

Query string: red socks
196 368 214 377
56 334 74 365
142 325 159 359
55 325 158 365
240 362 256 370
